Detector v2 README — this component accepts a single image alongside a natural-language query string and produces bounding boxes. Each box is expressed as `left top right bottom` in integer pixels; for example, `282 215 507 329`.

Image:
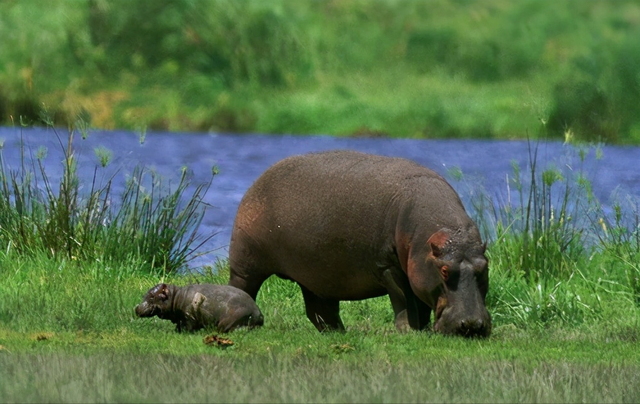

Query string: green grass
2 0 640 143
2 353 638 403
0 259 639 403
1 351 639 403
252 71 548 139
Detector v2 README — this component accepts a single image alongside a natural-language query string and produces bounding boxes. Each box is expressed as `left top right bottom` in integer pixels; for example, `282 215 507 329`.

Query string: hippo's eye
440 265 449 282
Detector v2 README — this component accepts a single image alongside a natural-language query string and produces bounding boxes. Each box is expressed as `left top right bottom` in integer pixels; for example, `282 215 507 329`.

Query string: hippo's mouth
435 318 491 338
134 302 160 318
434 304 491 338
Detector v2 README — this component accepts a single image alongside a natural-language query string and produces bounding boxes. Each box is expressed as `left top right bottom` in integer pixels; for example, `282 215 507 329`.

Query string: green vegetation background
2 0 640 143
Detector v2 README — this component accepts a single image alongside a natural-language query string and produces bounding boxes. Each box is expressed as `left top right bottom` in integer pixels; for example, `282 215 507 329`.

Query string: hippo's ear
158 283 169 300
427 230 449 258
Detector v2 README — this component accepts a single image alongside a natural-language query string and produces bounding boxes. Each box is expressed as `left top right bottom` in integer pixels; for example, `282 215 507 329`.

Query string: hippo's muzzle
434 304 491 338
134 301 160 318
433 287 491 338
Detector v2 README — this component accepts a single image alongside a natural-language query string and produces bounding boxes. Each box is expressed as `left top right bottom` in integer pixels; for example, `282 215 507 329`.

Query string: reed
448 140 639 328
0 121 216 274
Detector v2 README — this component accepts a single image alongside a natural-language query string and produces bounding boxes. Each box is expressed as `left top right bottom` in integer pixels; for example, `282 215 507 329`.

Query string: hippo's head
409 229 492 337
135 283 173 318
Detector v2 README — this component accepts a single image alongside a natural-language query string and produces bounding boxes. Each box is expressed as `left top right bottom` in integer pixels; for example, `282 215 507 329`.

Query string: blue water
1 126 638 268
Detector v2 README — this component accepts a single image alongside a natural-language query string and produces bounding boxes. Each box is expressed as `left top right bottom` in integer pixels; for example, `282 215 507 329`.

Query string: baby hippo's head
135 283 172 318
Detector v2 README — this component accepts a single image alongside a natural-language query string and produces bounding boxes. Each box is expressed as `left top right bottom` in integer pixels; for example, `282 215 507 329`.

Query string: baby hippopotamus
135 283 264 333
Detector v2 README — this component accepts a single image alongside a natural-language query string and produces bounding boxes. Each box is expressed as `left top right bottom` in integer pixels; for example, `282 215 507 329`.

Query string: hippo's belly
271 244 390 301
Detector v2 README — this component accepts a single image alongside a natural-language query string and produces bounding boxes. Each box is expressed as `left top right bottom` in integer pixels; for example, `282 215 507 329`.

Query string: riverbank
2 0 640 144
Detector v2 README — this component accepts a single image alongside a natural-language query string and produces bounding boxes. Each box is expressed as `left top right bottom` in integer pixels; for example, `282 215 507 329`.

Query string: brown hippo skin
228 150 491 337
135 283 264 333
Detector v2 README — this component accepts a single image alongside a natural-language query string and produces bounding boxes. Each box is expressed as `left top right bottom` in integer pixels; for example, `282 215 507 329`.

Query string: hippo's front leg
382 269 411 332
407 295 432 331
383 267 431 331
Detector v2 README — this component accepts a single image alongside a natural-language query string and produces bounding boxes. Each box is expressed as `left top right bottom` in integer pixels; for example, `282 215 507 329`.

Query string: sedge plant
0 118 216 274
448 140 638 330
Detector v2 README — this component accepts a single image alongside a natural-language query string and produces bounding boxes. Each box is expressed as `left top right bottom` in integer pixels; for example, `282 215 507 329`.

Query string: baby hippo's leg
216 292 264 333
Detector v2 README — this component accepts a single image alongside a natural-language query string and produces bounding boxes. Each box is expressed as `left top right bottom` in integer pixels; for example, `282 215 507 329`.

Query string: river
1 126 638 268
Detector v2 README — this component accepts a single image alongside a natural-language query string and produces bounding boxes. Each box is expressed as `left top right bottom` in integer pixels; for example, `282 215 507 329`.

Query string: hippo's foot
299 284 345 333
313 315 346 333
394 310 412 333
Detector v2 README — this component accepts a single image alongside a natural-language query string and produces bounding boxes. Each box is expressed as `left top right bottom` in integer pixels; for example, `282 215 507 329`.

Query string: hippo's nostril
459 318 486 335
460 319 478 329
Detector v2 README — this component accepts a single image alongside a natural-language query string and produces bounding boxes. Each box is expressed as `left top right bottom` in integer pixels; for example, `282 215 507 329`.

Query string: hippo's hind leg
217 310 264 333
228 253 271 302
216 294 265 333
299 284 345 332
228 271 267 302
228 238 273 301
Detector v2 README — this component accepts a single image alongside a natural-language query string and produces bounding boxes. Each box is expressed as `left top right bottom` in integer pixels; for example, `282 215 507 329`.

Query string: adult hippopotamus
135 283 264 333
228 150 491 337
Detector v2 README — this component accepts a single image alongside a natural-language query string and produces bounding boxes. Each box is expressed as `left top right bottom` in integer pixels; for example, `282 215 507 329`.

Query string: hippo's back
184 284 264 330
229 150 470 300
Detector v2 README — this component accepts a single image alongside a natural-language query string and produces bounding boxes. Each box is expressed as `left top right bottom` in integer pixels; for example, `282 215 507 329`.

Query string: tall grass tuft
450 141 622 328
593 196 640 306
0 123 216 274
484 142 591 282
102 165 216 273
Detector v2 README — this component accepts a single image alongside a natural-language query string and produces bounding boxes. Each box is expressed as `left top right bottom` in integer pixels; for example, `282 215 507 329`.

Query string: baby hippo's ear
156 283 170 301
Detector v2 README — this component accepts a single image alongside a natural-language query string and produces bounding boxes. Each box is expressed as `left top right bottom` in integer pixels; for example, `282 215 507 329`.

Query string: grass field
0 260 638 403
